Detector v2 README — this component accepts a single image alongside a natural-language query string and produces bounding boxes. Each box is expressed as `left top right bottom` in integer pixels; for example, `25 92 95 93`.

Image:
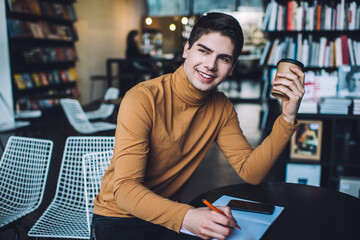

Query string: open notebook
181 195 284 240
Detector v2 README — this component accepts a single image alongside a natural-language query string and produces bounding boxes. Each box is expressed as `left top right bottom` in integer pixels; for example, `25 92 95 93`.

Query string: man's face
182 32 236 92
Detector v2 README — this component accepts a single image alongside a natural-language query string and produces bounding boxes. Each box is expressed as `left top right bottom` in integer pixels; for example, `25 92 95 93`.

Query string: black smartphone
227 199 275 215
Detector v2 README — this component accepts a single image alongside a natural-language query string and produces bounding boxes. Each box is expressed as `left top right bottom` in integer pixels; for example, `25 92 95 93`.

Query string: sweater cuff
173 204 194 233
279 113 299 129
273 114 299 138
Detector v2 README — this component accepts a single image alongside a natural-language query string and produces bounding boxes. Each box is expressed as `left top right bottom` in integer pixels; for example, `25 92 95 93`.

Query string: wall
74 0 146 103
0 0 14 118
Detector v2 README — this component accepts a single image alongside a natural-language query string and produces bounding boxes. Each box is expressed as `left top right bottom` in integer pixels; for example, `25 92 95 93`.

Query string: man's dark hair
188 12 244 62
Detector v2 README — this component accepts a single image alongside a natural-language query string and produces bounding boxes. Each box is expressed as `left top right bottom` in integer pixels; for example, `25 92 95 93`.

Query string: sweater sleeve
112 86 192 232
216 102 299 185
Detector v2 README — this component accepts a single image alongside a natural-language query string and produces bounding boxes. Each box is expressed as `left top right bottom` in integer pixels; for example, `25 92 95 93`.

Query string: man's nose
205 55 217 71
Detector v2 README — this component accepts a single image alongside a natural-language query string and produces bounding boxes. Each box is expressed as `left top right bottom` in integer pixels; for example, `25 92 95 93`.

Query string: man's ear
182 41 190 58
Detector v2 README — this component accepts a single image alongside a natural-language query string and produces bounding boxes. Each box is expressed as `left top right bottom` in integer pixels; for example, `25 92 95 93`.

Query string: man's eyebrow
196 43 234 61
197 43 213 53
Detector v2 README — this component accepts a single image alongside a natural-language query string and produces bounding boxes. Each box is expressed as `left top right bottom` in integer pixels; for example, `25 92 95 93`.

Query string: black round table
189 182 360 240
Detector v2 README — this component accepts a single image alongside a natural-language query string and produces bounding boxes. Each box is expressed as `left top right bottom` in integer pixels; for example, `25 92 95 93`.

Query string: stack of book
319 98 352 114
353 99 360 115
298 100 318 114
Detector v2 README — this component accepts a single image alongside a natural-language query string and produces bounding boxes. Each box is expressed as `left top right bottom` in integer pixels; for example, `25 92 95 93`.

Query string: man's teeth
199 72 212 79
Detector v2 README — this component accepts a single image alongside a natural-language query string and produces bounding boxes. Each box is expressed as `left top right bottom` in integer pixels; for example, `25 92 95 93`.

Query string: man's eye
220 57 231 63
199 49 207 54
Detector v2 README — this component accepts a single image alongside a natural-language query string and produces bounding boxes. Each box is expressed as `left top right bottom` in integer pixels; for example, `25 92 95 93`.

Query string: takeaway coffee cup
271 58 304 100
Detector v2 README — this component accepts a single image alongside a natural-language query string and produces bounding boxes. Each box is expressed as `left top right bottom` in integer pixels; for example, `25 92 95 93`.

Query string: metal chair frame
85 87 120 120
82 150 113 236
60 98 116 134
0 136 53 233
28 136 114 239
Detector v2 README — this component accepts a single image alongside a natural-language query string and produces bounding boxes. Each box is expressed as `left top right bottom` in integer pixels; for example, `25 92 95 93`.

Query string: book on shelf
46 71 54 84
28 22 45 39
262 0 360 32
261 0 275 31
13 74 26 90
303 71 316 101
340 36 350 65
259 34 360 68
353 99 360 115
67 5 77 21
317 71 338 98
8 0 76 21
8 0 41 15
319 97 352 115
31 73 42 87
22 73 34 88
52 70 62 84
7 19 22 38
59 70 69 83
338 65 360 98
39 72 49 86
298 100 318 114
353 41 360 65
7 19 77 41
20 21 32 38
68 67 78 82
28 0 41 15
268 0 278 31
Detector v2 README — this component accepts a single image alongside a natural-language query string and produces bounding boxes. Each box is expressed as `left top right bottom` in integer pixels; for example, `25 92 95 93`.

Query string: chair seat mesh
82 151 113 235
60 99 116 134
86 87 119 120
0 136 53 228
28 136 114 239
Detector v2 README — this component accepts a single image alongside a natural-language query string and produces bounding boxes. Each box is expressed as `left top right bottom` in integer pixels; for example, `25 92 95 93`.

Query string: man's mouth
197 70 216 80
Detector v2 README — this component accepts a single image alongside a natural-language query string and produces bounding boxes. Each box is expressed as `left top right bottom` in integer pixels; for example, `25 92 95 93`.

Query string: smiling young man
92 12 304 240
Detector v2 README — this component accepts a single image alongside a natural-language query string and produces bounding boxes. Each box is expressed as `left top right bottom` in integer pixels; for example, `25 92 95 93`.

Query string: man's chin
194 84 216 92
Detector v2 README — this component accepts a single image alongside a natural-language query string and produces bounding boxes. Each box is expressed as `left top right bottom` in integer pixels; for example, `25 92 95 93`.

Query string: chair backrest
104 87 120 100
60 98 96 134
0 136 53 228
54 137 114 208
28 136 115 239
82 150 113 234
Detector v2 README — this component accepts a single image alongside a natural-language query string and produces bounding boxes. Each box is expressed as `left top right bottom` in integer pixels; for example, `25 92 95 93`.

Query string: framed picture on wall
290 120 323 161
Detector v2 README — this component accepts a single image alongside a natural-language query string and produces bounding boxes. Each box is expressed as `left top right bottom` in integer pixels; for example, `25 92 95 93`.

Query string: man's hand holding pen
181 199 238 240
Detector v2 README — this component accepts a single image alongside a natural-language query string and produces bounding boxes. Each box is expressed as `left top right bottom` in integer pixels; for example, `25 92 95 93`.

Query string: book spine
287 1 292 31
340 35 350 65
316 4 322 31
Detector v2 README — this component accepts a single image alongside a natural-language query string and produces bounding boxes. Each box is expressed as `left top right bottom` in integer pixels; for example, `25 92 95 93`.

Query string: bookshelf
260 0 360 190
5 0 79 111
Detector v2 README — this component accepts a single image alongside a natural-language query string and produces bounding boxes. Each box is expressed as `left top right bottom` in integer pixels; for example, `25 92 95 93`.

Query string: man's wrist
282 113 296 125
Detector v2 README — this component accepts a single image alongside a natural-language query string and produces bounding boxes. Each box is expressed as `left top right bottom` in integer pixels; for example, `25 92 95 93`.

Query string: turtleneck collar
171 65 211 106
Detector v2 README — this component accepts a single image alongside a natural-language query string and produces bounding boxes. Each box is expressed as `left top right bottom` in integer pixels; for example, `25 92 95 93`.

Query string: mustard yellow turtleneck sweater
93 65 298 232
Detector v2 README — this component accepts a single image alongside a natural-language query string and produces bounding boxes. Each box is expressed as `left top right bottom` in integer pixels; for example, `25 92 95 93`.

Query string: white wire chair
85 87 120 120
0 136 53 229
28 136 115 239
60 98 117 134
82 150 113 236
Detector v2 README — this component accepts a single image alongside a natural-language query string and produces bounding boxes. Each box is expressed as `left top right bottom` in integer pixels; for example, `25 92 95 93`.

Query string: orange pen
202 198 241 230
